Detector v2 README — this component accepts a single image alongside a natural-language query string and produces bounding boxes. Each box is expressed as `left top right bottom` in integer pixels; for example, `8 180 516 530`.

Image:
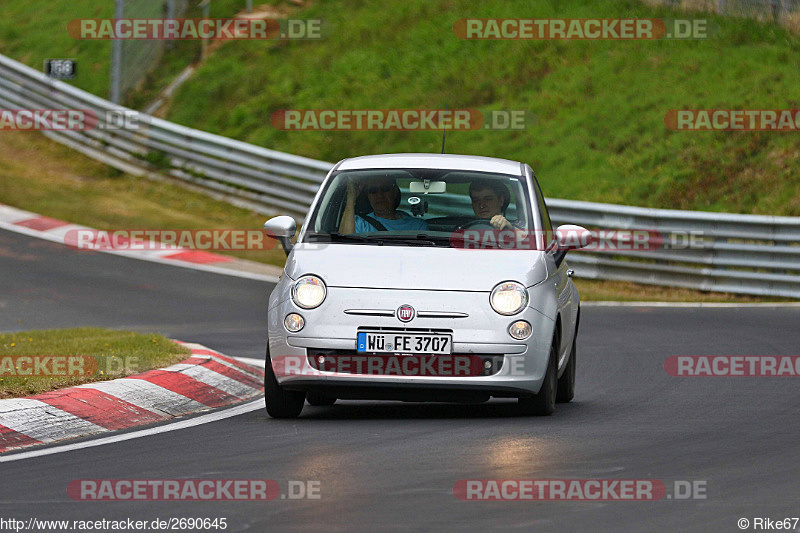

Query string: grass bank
0 327 190 399
163 0 800 215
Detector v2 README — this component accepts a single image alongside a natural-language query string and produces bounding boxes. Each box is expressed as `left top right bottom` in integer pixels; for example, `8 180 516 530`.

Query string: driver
469 179 515 230
339 176 428 234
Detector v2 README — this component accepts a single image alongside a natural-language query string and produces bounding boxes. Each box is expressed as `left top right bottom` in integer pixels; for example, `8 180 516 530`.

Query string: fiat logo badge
397 304 415 322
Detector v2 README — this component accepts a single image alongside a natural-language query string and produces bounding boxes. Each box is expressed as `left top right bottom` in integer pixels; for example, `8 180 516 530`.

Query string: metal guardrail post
109 0 125 103
200 0 211 60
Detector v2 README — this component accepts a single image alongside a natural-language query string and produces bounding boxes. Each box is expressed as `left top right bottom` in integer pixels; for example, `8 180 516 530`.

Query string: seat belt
360 215 389 232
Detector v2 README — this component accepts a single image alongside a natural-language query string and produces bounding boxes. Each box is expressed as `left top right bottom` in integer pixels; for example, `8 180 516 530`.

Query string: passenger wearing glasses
339 176 428 234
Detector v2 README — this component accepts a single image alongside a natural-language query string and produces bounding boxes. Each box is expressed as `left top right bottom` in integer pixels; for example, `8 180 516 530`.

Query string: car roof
335 153 524 175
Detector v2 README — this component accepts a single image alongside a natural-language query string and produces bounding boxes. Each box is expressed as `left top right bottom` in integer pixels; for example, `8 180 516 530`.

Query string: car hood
285 243 549 291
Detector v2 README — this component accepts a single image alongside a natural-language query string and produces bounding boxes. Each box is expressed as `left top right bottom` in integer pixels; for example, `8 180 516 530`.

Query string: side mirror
264 216 297 256
553 224 591 267
556 224 591 250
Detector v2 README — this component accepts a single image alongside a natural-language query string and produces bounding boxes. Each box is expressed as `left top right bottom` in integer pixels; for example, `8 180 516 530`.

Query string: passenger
339 176 428 234
469 179 515 230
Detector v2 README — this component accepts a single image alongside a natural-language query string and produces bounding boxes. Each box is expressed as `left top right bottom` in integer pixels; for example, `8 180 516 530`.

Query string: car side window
532 177 554 245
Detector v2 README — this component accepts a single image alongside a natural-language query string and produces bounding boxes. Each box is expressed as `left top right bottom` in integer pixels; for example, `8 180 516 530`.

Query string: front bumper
268 284 557 398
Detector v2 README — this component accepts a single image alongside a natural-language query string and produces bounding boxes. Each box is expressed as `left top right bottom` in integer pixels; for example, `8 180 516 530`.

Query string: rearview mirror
409 180 446 194
264 216 297 255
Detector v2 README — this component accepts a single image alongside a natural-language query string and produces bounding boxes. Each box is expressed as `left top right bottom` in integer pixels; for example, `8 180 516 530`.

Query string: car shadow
289 399 587 420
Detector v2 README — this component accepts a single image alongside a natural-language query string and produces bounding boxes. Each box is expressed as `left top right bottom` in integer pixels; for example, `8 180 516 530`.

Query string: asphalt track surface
1 228 799 531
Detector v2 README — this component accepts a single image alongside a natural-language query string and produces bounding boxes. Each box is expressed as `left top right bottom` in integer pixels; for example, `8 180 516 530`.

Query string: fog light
508 320 532 340
284 313 305 332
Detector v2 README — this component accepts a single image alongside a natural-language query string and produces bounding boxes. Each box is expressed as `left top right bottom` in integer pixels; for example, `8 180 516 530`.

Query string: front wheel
264 348 305 419
556 336 576 403
518 340 557 416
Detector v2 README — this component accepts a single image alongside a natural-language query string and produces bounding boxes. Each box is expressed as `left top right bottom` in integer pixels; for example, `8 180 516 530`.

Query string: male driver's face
470 187 503 219
366 177 396 213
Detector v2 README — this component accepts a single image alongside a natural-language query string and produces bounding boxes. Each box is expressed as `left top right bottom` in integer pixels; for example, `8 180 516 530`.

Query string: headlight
490 281 528 315
292 275 327 309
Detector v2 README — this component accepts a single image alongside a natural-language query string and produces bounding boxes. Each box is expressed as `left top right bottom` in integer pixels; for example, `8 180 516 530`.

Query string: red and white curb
0 341 265 454
0 203 280 283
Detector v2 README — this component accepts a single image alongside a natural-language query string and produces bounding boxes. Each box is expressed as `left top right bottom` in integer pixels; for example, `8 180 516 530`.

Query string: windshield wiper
372 234 447 246
307 233 384 245
307 232 445 246
377 236 436 246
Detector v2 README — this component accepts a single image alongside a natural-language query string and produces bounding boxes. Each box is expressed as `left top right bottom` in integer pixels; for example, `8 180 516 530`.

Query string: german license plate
357 332 452 355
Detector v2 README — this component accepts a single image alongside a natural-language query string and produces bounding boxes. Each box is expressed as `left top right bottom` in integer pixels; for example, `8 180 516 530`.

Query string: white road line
0 399 264 463
0 220 71 245
0 205 33 224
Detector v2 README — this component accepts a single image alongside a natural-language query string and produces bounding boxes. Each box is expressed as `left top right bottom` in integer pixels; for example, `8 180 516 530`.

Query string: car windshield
304 168 535 247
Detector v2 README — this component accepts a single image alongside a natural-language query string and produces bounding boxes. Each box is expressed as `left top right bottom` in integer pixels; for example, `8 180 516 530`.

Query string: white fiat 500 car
263 154 588 418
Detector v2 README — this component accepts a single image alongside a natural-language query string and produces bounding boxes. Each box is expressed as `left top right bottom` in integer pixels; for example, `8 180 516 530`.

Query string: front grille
356 326 453 334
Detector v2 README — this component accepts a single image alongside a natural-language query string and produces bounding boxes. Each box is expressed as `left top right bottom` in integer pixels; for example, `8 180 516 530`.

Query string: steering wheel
455 219 496 231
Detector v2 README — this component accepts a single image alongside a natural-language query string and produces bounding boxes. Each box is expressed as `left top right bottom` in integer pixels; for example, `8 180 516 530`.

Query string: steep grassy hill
161 0 800 214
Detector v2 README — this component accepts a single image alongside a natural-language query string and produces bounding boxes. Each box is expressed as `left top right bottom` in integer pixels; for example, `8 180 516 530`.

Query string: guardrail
1 53 798 298
546 199 800 298
0 54 330 219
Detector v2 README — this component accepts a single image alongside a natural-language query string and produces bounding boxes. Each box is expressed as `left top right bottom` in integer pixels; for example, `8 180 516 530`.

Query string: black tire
306 392 337 406
556 336 576 403
518 340 557 416
264 348 305 419
557 309 579 404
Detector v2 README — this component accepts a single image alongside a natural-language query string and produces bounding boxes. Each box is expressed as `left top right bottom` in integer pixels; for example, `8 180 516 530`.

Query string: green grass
0 328 190 399
162 0 800 215
0 0 254 103
0 1 114 97
2 0 796 213
0 131 288 267
122 0 285 110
